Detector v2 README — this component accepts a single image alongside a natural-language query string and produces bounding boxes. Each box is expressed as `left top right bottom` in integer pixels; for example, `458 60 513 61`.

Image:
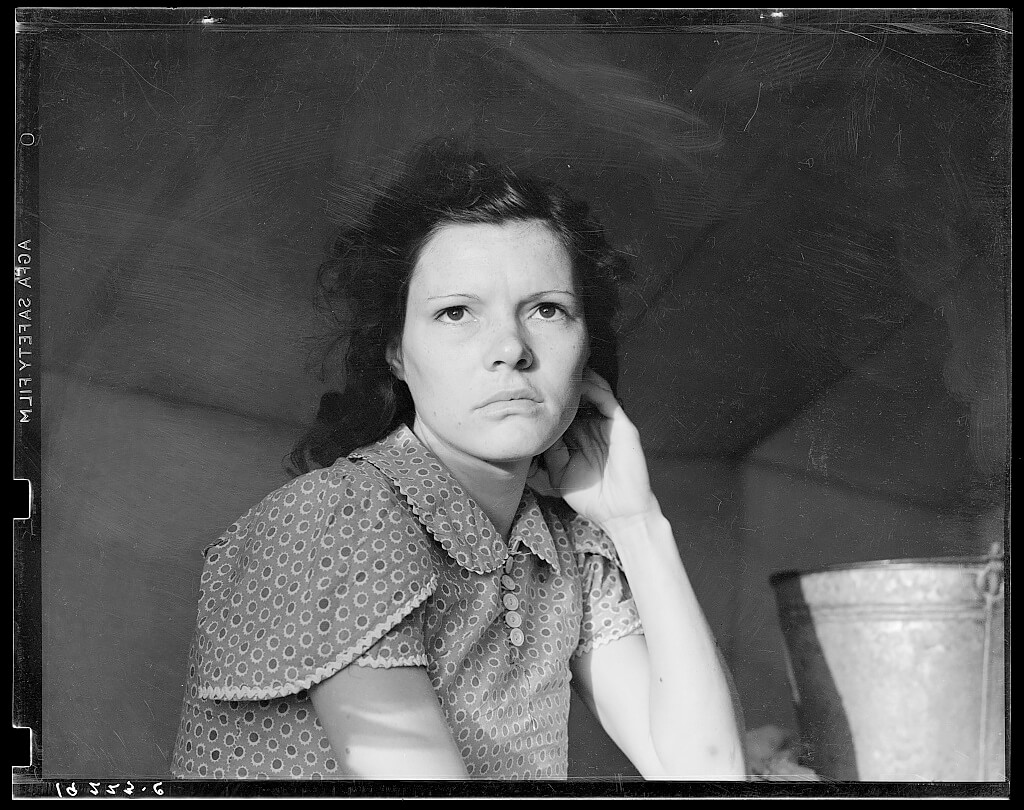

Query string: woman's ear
385 339 405 380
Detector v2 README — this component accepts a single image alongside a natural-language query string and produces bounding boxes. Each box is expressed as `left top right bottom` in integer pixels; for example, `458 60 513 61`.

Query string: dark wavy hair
289 141 633 475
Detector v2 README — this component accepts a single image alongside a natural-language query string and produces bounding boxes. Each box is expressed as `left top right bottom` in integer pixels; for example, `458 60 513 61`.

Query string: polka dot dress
171 424 643 780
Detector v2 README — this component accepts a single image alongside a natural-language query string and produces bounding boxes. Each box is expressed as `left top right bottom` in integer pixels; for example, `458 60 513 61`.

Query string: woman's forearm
601 509 747 779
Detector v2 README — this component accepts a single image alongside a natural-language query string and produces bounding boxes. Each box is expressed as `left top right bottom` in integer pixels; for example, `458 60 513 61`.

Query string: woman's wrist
597 502 690 577
598 497 668 540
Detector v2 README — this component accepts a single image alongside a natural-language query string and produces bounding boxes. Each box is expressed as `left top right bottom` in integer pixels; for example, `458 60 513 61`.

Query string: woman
170 143 746 780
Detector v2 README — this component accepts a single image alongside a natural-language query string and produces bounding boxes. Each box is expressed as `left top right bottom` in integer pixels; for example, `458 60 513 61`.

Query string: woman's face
389 219 589 468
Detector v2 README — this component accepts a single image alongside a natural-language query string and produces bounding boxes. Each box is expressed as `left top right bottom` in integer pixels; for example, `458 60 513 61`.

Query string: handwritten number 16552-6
55 782 164 797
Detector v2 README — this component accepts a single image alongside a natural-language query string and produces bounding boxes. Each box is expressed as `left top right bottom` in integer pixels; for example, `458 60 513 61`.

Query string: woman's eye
437 306 467 323
533 303 566 320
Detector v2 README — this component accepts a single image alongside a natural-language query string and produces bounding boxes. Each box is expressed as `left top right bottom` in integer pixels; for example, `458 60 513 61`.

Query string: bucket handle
976 540 1004 781
973 543 1004 600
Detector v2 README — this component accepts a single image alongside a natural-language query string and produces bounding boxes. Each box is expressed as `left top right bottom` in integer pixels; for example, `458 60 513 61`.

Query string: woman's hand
543 369 660 529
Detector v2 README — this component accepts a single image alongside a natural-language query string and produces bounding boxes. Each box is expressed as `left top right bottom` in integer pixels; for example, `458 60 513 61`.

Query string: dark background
22 8 1009 781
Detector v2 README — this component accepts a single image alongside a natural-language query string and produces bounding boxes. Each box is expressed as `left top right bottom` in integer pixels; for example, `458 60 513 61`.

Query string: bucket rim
769 554 995 586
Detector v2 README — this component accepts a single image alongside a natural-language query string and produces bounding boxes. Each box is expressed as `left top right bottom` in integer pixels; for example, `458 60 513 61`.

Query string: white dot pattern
171 424 643 780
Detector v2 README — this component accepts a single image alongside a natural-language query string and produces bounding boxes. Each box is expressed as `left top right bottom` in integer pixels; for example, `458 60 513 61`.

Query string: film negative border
14 15 42 782
10 777 1012 799
9 6 1010 798
12 7 1014 36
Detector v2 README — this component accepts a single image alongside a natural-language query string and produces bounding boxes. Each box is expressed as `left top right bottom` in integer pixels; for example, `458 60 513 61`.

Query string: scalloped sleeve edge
196 570 438 701
571 617 645 659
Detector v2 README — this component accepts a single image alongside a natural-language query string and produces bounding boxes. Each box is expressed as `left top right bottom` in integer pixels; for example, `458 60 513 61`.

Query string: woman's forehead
410 220 575 293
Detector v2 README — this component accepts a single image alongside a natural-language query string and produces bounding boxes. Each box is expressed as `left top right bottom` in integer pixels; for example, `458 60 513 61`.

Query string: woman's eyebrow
526 289 579 299
424 289 579 301
425 292 482 301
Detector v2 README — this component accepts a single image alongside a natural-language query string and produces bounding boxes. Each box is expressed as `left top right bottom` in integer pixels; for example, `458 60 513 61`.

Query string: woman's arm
309 664 469 779
547 370 746 780
571 511 747 779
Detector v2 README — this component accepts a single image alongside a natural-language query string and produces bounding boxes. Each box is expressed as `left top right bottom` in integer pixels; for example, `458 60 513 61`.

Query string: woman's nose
488 322 534 370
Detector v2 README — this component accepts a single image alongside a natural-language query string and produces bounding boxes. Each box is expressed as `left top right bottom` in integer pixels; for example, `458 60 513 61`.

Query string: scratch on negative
965 21 1011 35
344 51 382 105
112 728 130 753
817 24 839 70
840 28 998 89
743 82 763 132
79 32 178 103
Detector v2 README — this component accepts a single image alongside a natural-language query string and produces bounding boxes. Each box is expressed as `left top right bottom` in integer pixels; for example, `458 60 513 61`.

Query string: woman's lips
478 390 542 408
479 399 542 415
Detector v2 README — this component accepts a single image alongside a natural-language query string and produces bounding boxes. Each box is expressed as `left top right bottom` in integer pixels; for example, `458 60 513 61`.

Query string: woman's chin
471 422 561 465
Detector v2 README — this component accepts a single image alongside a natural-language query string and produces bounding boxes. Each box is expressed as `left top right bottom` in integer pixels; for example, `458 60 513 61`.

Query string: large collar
349 424 561 576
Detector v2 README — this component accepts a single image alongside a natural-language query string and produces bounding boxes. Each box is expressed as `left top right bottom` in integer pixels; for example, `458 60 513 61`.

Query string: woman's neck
410 421 530 540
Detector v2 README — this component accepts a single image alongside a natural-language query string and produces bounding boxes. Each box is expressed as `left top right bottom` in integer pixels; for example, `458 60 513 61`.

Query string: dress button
509 628 525 647
504 611 522 628
504 557 516 573
500 574 517 591
502 593 520 611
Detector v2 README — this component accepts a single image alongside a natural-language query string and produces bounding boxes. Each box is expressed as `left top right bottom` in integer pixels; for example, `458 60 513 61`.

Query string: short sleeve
570 518 644 658
191 462 437 701
354 600 430 669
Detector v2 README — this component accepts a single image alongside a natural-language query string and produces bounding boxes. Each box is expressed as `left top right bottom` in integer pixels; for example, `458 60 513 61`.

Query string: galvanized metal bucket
771 556 1005 781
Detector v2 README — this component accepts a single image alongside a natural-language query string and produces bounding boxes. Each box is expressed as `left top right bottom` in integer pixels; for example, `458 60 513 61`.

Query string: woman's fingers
579 370 624 421
584 368 613 391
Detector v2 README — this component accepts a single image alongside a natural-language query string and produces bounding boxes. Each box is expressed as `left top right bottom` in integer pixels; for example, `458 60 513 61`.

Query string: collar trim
350 425 561 575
